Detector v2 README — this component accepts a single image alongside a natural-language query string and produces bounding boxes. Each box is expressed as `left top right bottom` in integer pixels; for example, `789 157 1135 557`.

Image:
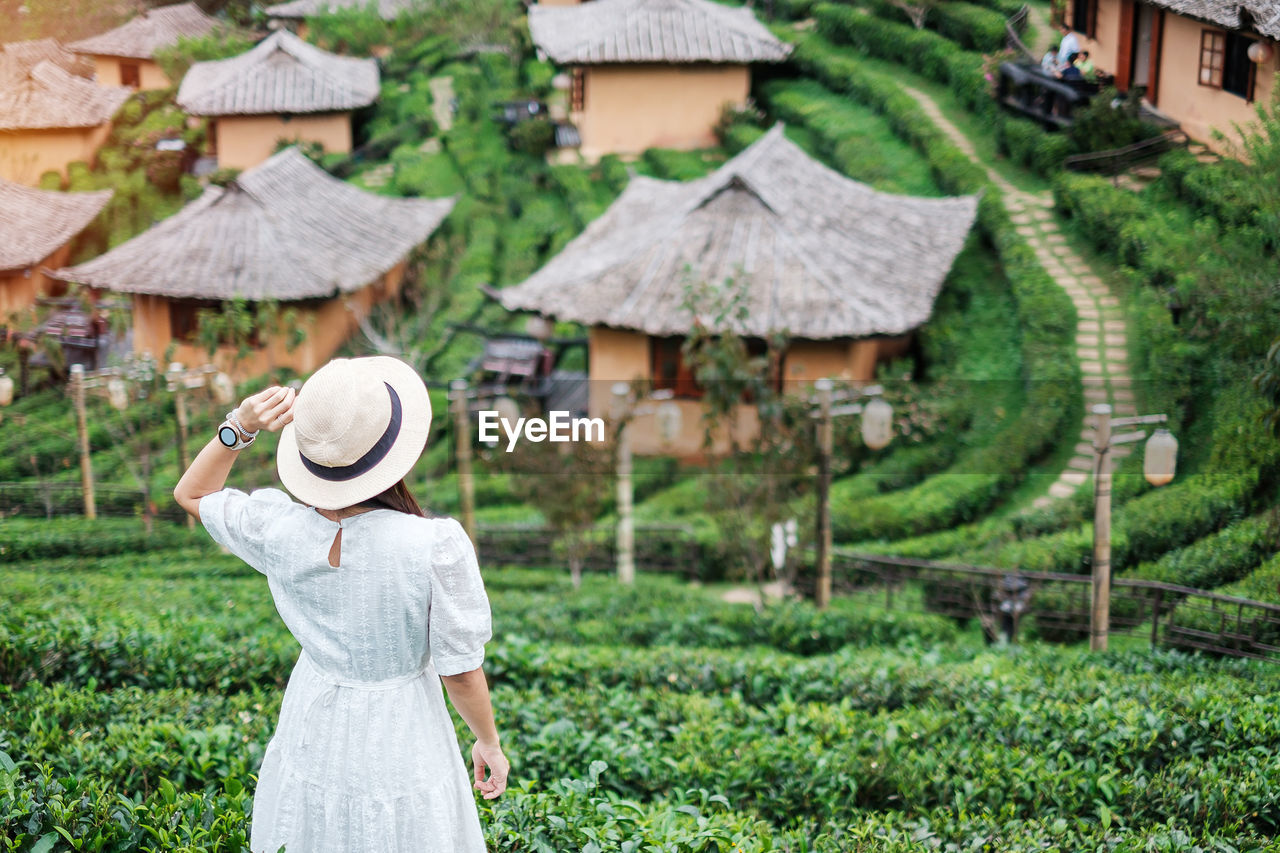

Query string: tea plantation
2 528 1280 851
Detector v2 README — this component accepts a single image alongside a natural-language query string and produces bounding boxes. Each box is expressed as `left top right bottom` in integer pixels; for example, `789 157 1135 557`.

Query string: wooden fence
4 483 1277 663
831 552 1280 663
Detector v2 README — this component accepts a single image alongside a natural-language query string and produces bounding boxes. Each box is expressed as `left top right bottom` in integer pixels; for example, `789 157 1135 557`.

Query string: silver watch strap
226 410 259 439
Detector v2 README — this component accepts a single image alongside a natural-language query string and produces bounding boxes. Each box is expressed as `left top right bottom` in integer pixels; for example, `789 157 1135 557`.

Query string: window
1071 0 1097 39
168 299 262 347
119 61 140 88
570 67 586 112
651 336 702 399
1200 29 1256 99
649 336 784 400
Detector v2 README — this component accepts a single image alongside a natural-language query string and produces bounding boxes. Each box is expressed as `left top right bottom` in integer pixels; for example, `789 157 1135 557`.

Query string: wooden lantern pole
70 364 96 520
613 382 636 585
451 379 477 547
1089 403 1113 652
814 378 834 610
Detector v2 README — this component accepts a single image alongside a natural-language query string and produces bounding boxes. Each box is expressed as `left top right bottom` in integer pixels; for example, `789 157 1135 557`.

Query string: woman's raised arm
174 385 296 519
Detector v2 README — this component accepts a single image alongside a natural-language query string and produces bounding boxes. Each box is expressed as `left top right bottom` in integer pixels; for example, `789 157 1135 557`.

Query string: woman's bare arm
174 386 296 519
440 667 508 799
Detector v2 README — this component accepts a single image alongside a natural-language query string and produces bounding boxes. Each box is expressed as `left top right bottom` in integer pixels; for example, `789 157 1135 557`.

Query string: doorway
1129 3 1161 102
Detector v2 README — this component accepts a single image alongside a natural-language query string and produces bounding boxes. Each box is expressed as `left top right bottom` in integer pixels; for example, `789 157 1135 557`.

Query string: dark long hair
358 478 427 517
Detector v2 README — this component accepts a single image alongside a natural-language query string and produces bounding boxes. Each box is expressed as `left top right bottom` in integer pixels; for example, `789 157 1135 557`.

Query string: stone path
429 75 455 133
900 85 1135 508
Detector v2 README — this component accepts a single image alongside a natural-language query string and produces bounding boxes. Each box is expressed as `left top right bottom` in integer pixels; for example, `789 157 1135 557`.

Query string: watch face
218 425 240 448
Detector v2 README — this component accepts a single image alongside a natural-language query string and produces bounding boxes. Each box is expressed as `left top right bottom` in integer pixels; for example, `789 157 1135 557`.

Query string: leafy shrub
930 1 1009 52
507 118 556 157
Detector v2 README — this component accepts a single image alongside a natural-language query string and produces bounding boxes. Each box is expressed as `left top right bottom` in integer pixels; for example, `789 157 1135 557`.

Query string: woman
175 356 508 853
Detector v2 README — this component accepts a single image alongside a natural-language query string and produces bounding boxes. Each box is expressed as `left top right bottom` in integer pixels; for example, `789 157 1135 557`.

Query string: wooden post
1090 403 1113 652
1150 587 1164 649
814 378 834 611
70 364 96 520
613 382 635 585
172 375 193 529
450 380 476 547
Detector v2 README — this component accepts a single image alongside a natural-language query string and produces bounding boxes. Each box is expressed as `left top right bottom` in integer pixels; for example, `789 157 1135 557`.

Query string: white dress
200 488 491 853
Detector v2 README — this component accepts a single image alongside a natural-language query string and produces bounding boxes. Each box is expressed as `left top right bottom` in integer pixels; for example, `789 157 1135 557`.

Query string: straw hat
277 357 431 510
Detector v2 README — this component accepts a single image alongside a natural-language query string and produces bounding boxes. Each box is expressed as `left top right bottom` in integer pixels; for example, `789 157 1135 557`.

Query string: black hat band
300 382 402 482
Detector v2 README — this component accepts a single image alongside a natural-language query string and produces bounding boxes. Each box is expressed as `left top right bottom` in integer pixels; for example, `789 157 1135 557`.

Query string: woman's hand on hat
472 740 509 800
237 386 297 433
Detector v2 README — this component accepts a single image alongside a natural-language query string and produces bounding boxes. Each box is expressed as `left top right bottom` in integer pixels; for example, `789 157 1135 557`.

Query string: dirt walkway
900 85 1135 507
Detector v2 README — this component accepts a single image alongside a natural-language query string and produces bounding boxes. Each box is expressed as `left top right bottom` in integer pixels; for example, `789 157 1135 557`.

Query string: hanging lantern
655 401 683 443
1143 428 1178 486
0 369 13 407
493 396 521 425
861 397 894 450
525 315 554 340
107 377 129 411
210 372 236 405
1248 41 1274 64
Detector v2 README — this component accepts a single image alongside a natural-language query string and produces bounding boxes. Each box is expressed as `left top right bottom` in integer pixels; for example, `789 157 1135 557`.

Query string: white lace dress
200 488 491 853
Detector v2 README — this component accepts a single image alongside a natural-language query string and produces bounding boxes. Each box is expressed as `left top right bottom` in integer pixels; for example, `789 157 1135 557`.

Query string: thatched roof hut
265 0 422 23
0 61 130 131
0 178 112 273
1147 0 1280 37
66 2 218 61
0 38 94 79
53 147 453 300
498 124 979 340
528 0 793 64
177 29 379 117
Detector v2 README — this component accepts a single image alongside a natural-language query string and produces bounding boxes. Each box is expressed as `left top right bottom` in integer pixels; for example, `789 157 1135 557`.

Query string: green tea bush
930 1 1009 52
813 3 990 115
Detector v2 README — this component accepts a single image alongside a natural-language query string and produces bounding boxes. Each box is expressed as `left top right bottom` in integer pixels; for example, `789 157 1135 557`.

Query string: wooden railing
831 552 1280 663
1062 128 1189 179
1004 4 1033 60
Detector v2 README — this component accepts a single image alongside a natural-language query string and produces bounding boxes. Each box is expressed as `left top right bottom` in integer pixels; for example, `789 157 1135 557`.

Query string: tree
678 275 815 600
502 424 613 588
890 0 940 30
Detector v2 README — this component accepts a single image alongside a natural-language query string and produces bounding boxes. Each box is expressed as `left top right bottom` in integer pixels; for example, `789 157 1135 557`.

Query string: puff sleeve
199 488 293 574
428 518 492 676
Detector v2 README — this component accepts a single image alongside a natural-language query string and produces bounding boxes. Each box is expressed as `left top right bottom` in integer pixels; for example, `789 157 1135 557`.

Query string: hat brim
277 356 432 510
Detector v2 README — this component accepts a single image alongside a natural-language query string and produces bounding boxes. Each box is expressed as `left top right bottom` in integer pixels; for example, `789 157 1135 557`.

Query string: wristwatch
217 410 258 450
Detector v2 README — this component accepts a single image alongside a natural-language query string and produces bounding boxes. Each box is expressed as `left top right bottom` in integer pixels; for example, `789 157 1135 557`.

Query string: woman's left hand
236 386 296 433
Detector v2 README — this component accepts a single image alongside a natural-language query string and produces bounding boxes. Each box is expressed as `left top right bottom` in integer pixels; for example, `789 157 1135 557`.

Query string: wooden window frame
1199 30 1226 88
119 60 141 88
570 67 586 113
1199 29 1257 100
1070 0 1098 39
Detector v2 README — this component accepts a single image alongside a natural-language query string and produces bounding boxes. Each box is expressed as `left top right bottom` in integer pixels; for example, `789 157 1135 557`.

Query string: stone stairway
898 85 1136 508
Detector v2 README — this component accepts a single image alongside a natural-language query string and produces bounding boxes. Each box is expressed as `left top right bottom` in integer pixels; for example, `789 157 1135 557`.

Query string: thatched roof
1147 0 1280 37
67 2 219 60
0 61 131 131
497 125 979 340
0 38 94 78
53 147 454 301
529 0 792 65
177 30 379 116
265 0 421 22
0 178 112 272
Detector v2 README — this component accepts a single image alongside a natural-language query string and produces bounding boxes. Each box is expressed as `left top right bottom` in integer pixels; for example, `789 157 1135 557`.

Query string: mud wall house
0 61 131 185
497 125 979 456
1067 0 1280 151
528 0 792 159
176 30 379 171
66 2 219 91
0 179 112 318
51 147 455 378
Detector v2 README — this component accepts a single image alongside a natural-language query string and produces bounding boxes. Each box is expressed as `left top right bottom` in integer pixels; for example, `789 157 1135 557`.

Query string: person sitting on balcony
1075 50 1097 82
1041 44 1059 73
1058 23 1081 65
